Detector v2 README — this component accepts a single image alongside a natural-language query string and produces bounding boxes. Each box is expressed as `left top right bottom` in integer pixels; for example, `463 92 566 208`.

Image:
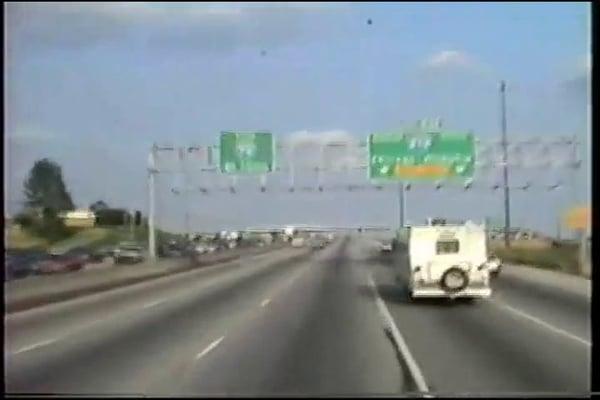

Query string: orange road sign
564 206 590 230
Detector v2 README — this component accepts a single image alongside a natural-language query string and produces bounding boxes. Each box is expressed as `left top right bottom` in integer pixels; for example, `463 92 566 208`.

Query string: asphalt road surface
5 235 591 396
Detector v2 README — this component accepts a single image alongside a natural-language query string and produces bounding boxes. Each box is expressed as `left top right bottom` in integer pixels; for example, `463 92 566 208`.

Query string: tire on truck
440 267 470 297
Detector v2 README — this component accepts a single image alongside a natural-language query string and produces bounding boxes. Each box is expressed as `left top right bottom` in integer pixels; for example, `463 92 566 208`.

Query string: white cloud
7 125 57 144
285 129 358 147
6 2 344 53
424 50 475 69
419 49 497 83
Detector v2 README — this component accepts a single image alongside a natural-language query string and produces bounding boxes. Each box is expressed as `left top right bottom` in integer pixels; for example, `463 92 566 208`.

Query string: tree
95 208 129 226
23 158 75 212
90 200 109 212
134 210 142 226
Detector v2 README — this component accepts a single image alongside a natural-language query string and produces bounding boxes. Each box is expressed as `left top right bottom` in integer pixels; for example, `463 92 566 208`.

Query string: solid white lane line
195 336 225 361
13 339 58 355
368 274 430 394
490 300 591 347
260 298 271 307
142 299 166 309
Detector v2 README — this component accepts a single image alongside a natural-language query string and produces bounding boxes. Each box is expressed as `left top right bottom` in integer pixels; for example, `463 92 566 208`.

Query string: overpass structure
243 224 392 235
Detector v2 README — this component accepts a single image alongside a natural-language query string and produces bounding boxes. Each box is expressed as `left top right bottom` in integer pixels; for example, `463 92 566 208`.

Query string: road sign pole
398 182 405 228
579 228 590 277
500 80 511 248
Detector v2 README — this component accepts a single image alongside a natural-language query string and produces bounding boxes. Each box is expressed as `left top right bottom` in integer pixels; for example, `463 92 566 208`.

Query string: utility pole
130 208 134 240
500 80 511 248
148 145 157 260
180 147 191 241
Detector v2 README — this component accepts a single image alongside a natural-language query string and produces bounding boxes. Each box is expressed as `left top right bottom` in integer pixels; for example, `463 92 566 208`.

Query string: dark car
158 241 185 258
89 246 116 262
5 250 50 281
34 248 89 275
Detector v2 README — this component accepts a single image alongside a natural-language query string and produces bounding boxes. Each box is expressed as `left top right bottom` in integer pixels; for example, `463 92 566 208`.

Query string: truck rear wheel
440 267 469 293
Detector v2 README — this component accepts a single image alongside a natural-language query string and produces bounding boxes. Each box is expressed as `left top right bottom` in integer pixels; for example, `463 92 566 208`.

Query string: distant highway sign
368 131 476 181
220 132 274 174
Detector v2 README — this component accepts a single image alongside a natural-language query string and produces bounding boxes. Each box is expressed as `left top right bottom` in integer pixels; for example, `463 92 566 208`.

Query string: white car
380 243 393 252
291 237 305 248
404 221 492 301
486 254 502 277
194 245 207 254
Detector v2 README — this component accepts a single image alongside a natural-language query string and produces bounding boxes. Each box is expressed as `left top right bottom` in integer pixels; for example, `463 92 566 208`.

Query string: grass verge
491 242 580 275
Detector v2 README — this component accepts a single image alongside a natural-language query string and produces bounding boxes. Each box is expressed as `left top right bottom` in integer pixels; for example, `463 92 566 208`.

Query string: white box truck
404 221 492 300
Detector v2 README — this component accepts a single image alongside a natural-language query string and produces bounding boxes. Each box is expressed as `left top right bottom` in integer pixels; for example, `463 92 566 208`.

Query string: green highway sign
368 131 476 181
220 131 274 174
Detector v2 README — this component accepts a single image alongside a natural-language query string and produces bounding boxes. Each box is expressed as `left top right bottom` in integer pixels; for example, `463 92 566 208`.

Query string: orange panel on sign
394 164 450 178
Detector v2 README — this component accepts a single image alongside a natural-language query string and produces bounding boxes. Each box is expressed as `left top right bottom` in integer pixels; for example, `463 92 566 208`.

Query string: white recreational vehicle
405 221 492 300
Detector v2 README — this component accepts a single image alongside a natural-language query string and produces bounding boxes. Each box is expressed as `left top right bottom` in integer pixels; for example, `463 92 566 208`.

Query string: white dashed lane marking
13 339 58 355
260 298 271 307
195 336 225 361
489 299 591 347
142 299 167 309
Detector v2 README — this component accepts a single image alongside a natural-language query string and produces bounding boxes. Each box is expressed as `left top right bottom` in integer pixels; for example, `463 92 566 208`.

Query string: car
34 248 89 274
486 254 502 277
114 245 144 264
380 243 393 252
5 250 48 281
309 238 325 250
89 246 115 263
291 237 305 248
194 244 208 254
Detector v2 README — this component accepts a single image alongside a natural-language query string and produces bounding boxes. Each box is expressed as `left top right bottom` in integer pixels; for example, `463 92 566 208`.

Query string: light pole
500 80 511 248
130 208 134 240
147 145 158 260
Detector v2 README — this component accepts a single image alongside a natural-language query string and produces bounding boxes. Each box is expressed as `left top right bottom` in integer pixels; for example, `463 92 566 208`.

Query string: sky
4 2 591 236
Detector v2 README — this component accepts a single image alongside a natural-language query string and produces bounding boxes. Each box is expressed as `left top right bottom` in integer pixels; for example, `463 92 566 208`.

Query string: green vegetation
7 223 183 252
10 158 151 251
23 158 75 211
6 224 50 250
492 242 580 275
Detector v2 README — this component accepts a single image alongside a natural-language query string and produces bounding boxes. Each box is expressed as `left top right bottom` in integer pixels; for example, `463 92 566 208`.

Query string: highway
5 235 591 396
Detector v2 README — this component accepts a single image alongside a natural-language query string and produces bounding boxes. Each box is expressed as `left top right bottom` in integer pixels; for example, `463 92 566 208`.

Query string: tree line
13 158 143 241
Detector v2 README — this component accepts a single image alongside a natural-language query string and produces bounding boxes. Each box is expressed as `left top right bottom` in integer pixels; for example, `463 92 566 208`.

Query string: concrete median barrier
5 242 294 314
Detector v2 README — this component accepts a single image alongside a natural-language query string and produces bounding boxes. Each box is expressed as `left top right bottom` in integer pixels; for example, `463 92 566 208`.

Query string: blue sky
5 2 590 235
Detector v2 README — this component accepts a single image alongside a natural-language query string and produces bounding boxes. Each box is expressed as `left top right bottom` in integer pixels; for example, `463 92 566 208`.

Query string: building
58 209 96 228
